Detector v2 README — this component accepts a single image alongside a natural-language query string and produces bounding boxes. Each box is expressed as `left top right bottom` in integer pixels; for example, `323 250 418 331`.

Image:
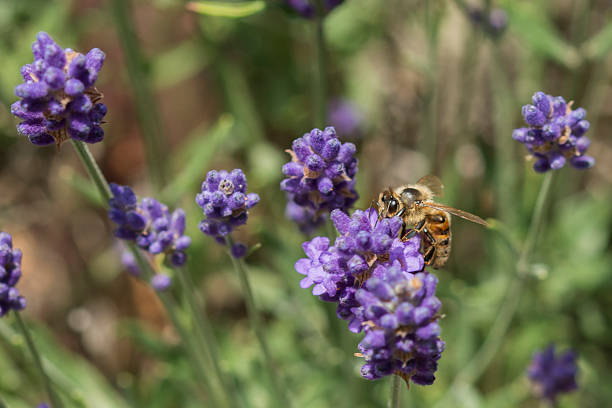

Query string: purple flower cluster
109 184 191 268
11 32 107 147
297 209 423 331
197 169 260 258
513 92 595 172
295 209 443 384
282 127 358 232
285 0 344 18
0 232 26 317
527 344 578 404
356 265 444 385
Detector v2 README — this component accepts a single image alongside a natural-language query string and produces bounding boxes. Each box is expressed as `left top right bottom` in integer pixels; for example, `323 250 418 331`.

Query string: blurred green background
0 0 611 407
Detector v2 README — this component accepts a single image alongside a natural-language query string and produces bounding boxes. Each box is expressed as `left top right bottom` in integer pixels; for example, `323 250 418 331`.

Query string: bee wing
416 175 444 197
420 202 488 226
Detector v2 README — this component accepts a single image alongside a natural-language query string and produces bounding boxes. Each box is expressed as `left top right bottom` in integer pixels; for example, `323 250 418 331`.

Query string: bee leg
423 245 436 266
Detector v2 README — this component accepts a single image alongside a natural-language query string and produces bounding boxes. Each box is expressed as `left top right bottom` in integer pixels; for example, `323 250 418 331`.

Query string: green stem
128 247 216 403
437 172 555 404
14 311 64 408
175 267 239 408
71 141 111 202
314 0 327 127
389 375 402 408
109 0 167 190
225 236 292 407
70 141 218 404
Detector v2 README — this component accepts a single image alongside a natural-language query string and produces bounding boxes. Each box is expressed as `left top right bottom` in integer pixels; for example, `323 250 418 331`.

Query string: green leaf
500 0 580 69
162 114 235 203
582 22 612 60
186 1 265 18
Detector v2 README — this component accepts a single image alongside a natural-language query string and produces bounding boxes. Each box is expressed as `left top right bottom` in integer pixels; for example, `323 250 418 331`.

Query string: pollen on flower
197 169 259 257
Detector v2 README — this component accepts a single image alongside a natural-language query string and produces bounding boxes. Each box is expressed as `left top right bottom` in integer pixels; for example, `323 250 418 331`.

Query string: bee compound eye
388 199 398 214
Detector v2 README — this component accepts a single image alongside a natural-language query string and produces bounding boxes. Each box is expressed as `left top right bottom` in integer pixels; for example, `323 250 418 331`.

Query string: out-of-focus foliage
0 0 611 407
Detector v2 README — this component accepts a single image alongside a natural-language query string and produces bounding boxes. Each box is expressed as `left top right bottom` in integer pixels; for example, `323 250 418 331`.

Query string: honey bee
376 175 488 269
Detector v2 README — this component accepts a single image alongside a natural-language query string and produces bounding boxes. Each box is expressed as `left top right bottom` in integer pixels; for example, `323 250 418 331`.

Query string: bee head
378 189 402 218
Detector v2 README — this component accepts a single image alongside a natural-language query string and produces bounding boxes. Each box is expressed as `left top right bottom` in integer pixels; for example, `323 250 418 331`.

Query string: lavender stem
314 0 327 126
389 375 401 408
225 235 292 407
70 140 225 405
174 267 240 408
14 311 64 408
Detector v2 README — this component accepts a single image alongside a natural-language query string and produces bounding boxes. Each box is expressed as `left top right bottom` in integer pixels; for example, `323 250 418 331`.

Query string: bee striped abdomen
422 210 451 269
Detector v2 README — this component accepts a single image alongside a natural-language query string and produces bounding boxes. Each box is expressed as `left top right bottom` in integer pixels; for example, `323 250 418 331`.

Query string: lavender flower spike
0 232 27 317
197 169 259 257
355 264 445 385
296 208 424 332
108 184 191 269
282 127 358 231
527 344 578 404
513 92 595 172
12 32 107 147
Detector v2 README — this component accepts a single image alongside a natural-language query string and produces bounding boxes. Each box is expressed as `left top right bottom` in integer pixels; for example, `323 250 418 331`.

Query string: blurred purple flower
281 127 358 231
328 99 363 139
11 32 107 147
109 184 191 269
527 344 578 404
467 6 508 37
0 232 26 317
513 92 595 172
151 274 172 292
196 169 259 258
285 0 344 18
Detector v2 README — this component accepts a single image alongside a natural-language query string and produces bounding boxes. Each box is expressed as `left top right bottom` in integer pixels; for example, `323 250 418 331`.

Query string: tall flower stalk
72 140 236 407
197 169 291 407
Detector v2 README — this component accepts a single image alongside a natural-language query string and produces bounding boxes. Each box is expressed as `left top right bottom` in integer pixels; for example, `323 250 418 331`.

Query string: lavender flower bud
282 127 358 231
197 169 258 252
527 344 578 404
108 184 191 271
0 232 27 317
513 92 595 172
151 274 172 292
11 32 107 147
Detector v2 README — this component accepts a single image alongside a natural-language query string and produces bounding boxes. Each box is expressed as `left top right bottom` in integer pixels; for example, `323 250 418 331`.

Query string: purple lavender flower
527 344 578 404
513 92 595 172
196 169 260 257
328 99 363 139
11 32 107 147
296 208 423 332
151 274 172 292
0 232 27 317
355 263 444 385
109 184 191 268
120 249 141 277
285 0 344 18
281 127 358 231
